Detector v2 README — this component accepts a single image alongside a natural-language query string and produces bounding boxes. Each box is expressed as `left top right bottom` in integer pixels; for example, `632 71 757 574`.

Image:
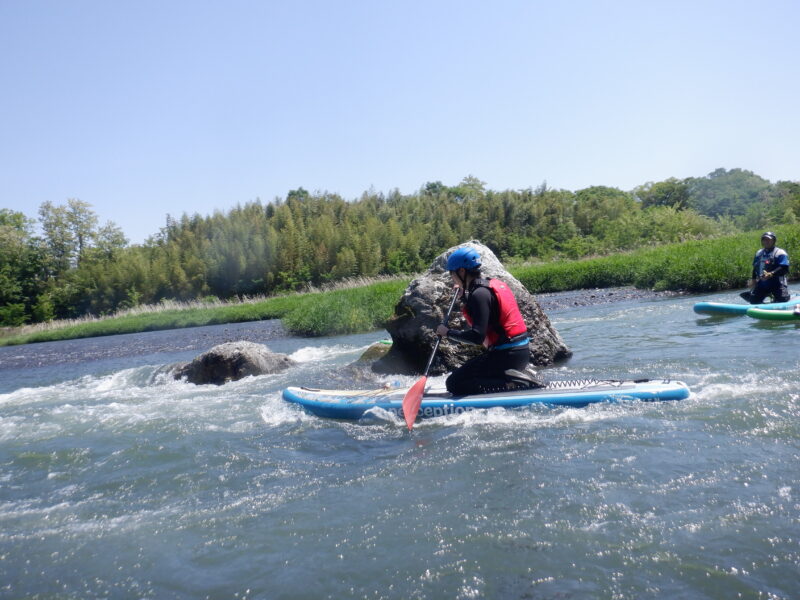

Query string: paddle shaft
422 288 461 376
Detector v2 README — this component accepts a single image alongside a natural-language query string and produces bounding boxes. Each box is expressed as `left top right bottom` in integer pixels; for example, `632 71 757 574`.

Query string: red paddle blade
402 376 427 430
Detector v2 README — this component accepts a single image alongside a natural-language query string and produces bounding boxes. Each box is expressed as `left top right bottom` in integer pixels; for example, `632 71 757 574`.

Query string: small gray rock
174 341 296 385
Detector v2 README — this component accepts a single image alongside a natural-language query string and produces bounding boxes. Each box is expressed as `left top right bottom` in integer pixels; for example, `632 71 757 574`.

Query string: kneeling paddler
435 246 543 396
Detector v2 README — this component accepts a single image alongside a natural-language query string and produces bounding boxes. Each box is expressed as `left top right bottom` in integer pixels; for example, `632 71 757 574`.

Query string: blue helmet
761 231 776 241
446 246 481 271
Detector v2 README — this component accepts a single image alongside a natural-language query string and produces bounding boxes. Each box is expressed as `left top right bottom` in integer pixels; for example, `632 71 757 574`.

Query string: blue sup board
282 379 691 421
693 295 800 316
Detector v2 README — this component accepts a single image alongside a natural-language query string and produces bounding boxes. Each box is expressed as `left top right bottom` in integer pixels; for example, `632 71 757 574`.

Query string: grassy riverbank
1 228 797 346
513 226 799 293
0 279 407 347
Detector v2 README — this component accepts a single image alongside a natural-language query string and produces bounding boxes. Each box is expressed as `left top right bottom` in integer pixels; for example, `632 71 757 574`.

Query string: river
1 291 798 599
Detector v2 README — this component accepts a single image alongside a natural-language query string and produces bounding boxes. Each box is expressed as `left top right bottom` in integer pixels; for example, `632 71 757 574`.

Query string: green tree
93 222 128 260
573 186 637 236
0 210 47 324
65 199 98 265
38 201 75 275
686 168 772 218
634 178 691 209
451 175 486 202
0 208 32 232
422 181 447 197
332 247 357 279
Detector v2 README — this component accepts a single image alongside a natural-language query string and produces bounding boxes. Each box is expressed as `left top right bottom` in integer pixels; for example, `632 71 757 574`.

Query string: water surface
1 292 798 599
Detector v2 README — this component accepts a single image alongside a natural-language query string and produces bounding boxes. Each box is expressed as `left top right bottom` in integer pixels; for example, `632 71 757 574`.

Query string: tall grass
513 227 799 293
0 278 407 346
1 228 797 346
279 280 406 336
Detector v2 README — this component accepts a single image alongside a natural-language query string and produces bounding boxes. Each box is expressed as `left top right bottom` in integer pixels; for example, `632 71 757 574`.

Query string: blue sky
2 0 798 243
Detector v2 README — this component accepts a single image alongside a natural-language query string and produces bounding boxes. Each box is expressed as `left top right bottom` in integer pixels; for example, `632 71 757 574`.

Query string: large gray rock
174 341 296 385
373 241 572 375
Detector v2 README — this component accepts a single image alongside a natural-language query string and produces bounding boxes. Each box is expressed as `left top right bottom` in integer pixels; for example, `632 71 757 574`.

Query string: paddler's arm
435 287 491 345
761 264 789 280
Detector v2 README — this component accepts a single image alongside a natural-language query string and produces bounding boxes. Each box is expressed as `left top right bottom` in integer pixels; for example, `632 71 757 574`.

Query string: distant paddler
740 231 790 304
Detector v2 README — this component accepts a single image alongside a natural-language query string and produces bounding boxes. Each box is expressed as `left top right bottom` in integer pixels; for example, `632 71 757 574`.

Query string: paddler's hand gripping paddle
401 287 461 430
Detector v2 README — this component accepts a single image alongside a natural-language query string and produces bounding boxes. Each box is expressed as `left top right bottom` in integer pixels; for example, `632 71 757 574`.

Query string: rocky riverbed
535 286 685 311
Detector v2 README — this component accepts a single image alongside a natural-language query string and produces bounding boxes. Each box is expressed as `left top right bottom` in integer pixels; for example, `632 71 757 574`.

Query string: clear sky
2 0 798 243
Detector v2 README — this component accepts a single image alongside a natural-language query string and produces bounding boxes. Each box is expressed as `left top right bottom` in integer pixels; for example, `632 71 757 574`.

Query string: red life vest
462 278 528 348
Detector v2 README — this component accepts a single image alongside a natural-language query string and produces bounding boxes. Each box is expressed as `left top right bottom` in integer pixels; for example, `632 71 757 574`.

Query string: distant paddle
402 287 461 430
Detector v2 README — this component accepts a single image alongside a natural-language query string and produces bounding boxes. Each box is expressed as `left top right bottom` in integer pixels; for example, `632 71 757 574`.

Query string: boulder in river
372 240 572 375
174 341 296 385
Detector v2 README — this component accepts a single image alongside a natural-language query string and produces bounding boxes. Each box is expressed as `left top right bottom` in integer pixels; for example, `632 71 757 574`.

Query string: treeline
2 168 799 326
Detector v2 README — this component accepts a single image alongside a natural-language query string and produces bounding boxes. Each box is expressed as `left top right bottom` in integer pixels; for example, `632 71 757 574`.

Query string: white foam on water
289 344 361 363
692 371 796 404
0 488 118 536
93 368 135 392
1 366 156 408
1 498 183 541
361 405 405 426
412 400 644 432
258 392 318 428
0 365 291 443
0 498 77 525
0 384 57 408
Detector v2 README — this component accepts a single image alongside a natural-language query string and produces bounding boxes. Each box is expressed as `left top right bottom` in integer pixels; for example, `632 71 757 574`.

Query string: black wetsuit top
446 284 493 346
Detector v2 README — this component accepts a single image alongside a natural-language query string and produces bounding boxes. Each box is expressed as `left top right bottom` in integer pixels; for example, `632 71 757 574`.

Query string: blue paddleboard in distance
693 295 800 316
282 379 691 421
